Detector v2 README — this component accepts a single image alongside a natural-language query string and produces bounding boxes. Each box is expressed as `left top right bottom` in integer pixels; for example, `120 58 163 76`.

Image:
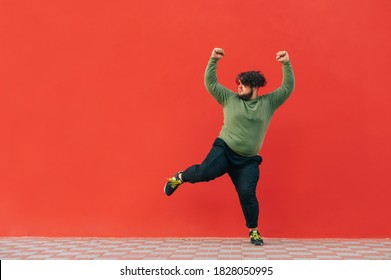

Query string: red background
1 0 390 237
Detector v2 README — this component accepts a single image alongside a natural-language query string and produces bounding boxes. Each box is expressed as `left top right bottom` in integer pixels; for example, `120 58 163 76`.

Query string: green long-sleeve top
205 57 295 157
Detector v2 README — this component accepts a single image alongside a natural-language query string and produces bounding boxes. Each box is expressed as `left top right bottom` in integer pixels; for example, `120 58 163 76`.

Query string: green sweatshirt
204 57 295 157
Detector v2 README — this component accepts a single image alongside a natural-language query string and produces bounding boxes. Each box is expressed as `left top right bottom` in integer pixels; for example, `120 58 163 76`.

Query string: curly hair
235 71 267 88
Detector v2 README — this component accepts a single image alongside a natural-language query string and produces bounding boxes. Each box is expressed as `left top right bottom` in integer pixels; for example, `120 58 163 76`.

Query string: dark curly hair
235 71 267 88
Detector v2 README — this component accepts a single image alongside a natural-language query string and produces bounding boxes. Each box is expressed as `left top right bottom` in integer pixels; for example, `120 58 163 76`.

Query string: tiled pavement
0 237 390 260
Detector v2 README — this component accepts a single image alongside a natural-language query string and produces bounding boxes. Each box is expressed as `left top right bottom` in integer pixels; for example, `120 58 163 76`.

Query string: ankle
178 172 184 182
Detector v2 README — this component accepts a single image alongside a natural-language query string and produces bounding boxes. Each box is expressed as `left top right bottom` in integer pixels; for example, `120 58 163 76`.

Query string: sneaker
164 172 183 196
249 229 264 246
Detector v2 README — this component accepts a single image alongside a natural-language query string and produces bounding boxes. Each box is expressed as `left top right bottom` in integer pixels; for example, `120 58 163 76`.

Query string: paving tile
289 252 315 255
305 245 327 249
219 249 242 253
317 256 344 259
217 254 242 259
147 252 172 256
81 250 107 254
373 248 391 252
102 251 127 255
335 252 363 257
41 250 64 255
10 252 37 256
74 254 102 259
174 249 197 253
365 256 388 260
68 247 94 251
330 248 355 252
168 255 194 259
347 246 370 249
25 255 54 259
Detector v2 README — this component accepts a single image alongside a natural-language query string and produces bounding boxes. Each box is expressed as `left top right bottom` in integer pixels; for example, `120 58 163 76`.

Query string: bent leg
182 138 229 183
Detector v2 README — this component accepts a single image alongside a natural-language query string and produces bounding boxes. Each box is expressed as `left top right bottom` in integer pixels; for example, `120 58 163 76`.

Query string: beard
238 90 253 101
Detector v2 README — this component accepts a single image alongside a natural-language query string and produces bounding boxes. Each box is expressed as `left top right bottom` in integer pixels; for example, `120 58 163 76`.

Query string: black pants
181 138 263 229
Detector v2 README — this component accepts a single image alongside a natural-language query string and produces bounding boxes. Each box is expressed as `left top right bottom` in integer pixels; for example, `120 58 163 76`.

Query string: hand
276 50 289 63
211 48 225 60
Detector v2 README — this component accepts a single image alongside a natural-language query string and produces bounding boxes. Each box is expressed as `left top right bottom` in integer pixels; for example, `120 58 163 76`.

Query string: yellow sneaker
249 230 264 246
164 172 183 196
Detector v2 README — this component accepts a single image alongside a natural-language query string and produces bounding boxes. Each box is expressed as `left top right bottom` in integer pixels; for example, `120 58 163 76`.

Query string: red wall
1 0 390 237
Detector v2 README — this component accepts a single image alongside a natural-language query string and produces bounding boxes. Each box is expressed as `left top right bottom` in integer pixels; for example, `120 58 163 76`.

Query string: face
237 81 254 101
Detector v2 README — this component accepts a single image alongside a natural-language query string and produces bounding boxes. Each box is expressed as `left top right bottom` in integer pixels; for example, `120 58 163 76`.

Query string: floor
0 237 390 260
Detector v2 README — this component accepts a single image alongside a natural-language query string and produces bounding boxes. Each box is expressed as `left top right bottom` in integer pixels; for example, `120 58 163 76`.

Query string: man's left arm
267 51 295 109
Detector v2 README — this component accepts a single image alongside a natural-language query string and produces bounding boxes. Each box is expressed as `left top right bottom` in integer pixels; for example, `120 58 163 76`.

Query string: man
164 48 295 245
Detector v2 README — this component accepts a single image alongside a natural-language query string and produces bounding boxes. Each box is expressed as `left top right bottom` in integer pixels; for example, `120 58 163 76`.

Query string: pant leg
228 155 262 229
181 138 229 183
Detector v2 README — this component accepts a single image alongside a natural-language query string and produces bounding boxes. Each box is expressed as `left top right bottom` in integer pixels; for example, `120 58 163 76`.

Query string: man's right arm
204 48 233 106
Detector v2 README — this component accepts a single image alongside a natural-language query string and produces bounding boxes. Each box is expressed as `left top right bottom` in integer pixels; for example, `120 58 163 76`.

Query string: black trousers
181 138 263 229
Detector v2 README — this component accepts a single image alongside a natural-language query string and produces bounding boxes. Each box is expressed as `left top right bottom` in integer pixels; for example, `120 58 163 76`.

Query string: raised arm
204 48 233 106
266 51 295 110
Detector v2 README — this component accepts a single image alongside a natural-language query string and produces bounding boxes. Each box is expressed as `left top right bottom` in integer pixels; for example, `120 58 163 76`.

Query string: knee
238 189 257 203
199 168 217 182
185 165 219 183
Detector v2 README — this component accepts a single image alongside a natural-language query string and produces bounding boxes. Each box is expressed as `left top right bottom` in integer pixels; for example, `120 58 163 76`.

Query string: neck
250 89 258 100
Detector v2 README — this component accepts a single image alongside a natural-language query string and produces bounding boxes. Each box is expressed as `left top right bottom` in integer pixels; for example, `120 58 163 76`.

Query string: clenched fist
211 48 225 60
276 51 290 63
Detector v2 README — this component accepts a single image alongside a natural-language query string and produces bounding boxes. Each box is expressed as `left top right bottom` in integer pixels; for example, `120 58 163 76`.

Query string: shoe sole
251 240 264 246
163 183 170 196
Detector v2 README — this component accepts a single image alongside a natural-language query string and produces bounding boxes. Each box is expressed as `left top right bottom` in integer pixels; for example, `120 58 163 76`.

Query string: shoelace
167 177 182 189
250 231 262 240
